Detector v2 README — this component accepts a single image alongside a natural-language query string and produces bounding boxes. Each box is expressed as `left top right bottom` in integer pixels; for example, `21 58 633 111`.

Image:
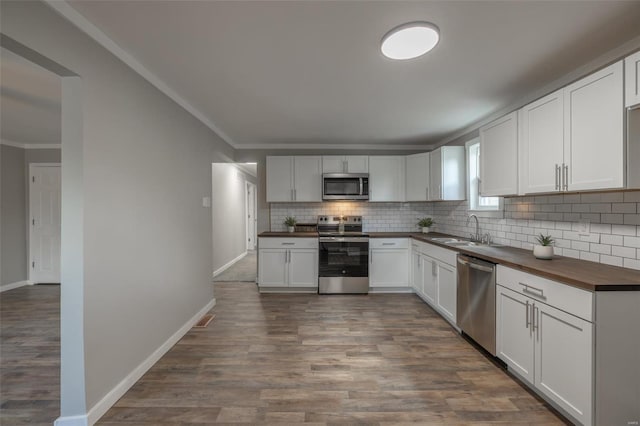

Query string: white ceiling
0 47 61 146
65 1 640 149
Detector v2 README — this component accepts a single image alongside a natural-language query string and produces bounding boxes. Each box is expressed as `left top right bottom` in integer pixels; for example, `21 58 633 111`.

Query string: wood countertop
259 231 319 238
259 231 640 291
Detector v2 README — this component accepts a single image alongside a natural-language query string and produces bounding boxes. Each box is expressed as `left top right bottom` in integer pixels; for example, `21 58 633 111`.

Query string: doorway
29 163 61 284
246 181 257 251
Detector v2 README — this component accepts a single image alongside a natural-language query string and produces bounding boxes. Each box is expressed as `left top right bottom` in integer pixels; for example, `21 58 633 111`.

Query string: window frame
466 138 504 217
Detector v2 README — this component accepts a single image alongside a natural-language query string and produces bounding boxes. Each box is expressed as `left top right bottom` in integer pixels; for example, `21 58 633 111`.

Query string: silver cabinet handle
563 163 569 191
533 305 539 340
382 242 396 246
281 242 295 245
555 164 560 191
525 300 530 329
290 189 294 201
519 282 546 300
432 262 437 276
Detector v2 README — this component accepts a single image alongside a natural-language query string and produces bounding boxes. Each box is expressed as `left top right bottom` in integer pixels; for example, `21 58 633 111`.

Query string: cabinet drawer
259 238 318 249
497 265 593 322
420 242 457 267
370 238 409 249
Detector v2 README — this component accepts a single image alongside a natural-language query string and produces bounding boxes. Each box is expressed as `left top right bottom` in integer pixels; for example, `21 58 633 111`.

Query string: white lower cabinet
411 240 457 326
435 262 456 324
258 238 318 289
370 239 409 288
496 266 593 425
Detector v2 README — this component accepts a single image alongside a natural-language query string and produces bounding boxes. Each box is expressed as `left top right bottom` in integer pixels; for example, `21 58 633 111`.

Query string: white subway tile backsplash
271 191 640 271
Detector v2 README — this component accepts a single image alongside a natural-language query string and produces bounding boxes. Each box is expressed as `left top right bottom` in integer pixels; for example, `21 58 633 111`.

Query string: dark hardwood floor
0 284 60 426
98 282 566 425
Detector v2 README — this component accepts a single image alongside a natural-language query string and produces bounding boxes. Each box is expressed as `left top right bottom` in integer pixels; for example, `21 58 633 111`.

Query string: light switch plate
202 196 211 208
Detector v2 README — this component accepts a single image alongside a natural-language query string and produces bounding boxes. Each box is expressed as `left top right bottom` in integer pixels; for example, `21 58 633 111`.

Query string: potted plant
533 234 554 259
417 217 434 233
284 216 297 233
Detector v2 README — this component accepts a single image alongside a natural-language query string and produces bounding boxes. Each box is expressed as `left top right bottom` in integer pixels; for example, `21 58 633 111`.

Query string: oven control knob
342 270 346 274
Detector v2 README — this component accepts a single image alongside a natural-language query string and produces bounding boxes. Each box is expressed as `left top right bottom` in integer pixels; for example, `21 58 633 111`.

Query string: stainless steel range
317 215 369 294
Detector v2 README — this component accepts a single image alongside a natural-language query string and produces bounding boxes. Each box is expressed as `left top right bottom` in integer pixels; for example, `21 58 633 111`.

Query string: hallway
213 251 257 282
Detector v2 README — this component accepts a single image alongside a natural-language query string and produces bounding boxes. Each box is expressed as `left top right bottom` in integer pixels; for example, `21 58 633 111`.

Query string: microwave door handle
359 178 364 196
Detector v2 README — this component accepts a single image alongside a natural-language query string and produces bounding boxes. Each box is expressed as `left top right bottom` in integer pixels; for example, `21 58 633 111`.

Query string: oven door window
324 178 361 196
319 241 368 277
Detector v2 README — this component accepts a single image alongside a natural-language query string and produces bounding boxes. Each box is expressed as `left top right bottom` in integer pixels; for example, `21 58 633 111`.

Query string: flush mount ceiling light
381 22 440 60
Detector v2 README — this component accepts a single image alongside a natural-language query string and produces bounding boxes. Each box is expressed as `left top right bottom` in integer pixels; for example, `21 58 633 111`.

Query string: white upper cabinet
479 111 518 196
625 50 640 107
517 60 624 194
266 156 322 202
405 152 430 201
266 156 294 202
369 156 406 202
429 146 465 201
519 90 564 195
293 156 323 202
564 61 624 191
322 156 368 173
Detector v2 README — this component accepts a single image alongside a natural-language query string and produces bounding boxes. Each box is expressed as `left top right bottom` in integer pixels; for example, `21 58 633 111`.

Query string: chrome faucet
466 214 480 242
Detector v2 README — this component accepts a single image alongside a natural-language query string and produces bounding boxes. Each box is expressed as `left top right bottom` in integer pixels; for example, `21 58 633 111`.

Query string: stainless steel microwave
322 173 369 200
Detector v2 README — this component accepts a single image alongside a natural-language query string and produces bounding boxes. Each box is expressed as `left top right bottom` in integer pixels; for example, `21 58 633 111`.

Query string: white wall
1 0 235 422
212 163 256 273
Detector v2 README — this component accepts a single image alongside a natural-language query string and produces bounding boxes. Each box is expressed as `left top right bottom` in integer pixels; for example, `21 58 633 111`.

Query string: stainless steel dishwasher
456 254 497 356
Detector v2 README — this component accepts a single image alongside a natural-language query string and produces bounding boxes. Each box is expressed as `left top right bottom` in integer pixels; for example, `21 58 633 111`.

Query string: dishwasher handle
457 257 495 273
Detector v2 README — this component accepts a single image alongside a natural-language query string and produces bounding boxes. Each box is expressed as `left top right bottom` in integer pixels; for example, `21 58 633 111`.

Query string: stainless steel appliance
318 215 369 294
456 254 497 355
322 173 369 201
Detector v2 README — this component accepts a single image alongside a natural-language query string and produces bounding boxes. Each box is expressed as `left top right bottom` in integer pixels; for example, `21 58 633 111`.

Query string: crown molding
1 139 61 149
234 143 433 151
433 35 640 149
43 0 237 149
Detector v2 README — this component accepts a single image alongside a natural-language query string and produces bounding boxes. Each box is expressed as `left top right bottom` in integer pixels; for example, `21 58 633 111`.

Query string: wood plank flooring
99 283 567 425
0 284 60 426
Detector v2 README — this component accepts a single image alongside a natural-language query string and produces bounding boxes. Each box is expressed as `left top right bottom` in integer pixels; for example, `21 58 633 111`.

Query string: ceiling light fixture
381 22 440 60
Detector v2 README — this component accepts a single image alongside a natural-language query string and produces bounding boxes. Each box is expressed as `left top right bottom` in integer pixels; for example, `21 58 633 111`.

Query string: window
467 139 502 212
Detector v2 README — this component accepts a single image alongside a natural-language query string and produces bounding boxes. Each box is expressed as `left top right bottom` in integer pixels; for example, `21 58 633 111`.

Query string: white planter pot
287 226 295 233
422 227 431 233
533 245 553 259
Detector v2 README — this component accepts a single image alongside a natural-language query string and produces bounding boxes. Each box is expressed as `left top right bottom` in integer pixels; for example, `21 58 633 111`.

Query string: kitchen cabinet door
293 156 322 202
564 61 624 191
345 156 369 173
411 250 423 293
258 249 288 286
322 156 345 173
436 262 456 324
288 249 318 287
535 302 593 426
480 111 518 196
406 152 430 201
266 156 293 202
625 50 640 107
421 255 437 304
370 249 409 287
369 156 406 202
519 90 564 195
496 286 534 384
429 149 442 201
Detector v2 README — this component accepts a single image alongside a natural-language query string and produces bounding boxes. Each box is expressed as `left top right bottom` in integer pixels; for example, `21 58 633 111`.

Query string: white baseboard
213 251 247 277
85 297 216 425
54 414 88 426
0 280 33 293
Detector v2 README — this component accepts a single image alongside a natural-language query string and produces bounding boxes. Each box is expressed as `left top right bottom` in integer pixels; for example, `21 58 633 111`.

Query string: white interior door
246 182 257 250
29 164 61 283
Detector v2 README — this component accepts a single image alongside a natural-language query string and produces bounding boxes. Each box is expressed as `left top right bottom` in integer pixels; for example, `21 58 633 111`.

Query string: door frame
28 163 61 283
245 181 257 250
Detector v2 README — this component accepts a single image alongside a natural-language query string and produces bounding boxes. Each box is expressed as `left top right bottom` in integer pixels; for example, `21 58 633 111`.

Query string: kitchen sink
430 237 462 243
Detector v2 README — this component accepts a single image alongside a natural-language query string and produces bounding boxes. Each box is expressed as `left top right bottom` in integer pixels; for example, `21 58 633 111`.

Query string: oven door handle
319 238 369 243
